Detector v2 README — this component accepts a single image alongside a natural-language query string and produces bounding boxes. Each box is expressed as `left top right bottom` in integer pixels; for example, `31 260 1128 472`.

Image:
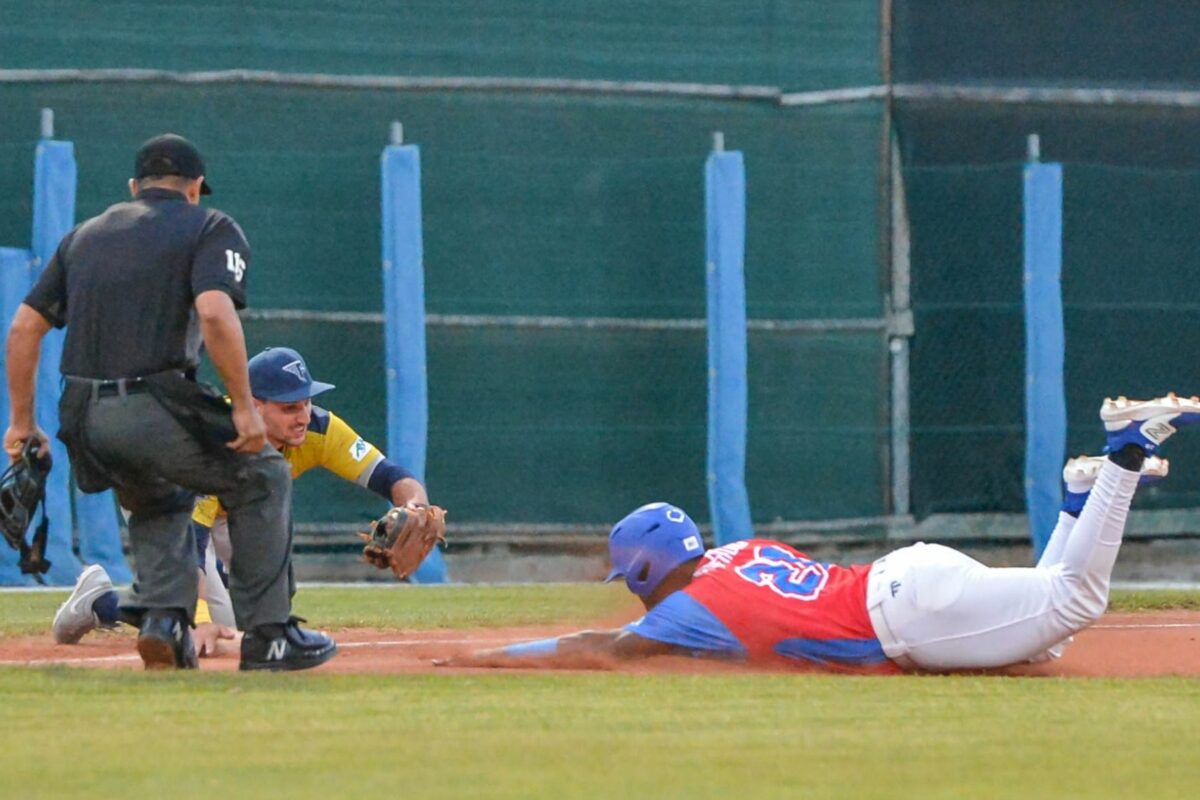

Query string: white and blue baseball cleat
1062 454 1169 489
1061 454 1169 515
52 564 115 644
1101 393 1200 454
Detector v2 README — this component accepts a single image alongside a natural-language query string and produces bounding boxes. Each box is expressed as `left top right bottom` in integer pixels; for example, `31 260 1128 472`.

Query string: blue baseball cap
605 502 706 599
248 347 335 402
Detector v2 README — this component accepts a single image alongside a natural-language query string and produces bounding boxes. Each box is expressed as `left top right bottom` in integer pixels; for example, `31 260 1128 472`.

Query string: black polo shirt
24 187 250 379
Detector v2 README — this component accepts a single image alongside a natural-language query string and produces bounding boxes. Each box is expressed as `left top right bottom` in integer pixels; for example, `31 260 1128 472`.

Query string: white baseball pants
866 459 1138 670
201 518 237 629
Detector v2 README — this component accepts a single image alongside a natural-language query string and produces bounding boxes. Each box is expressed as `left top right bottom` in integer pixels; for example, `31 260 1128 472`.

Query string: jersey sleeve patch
349 437 371 462
312 410 383 483
191 213 250 309
624 591 746 659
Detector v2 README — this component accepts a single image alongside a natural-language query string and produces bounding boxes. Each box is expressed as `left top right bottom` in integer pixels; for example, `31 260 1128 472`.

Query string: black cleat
137 611 198 670
239 616 337 672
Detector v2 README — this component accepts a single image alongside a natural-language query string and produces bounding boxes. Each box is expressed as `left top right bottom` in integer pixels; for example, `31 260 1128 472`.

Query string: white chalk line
1091 622 1200 630
339 637 511 648
2 653 141 666
0 636 513 667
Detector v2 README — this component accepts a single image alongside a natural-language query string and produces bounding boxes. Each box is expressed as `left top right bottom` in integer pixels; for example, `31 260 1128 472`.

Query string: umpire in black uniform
4 134 336 671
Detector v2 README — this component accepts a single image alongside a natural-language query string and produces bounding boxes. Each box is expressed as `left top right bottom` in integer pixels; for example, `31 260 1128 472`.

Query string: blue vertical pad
1023 162 1066 558
0 247 35 584
29 139 84 584
705 151 753 545
381 143 446 583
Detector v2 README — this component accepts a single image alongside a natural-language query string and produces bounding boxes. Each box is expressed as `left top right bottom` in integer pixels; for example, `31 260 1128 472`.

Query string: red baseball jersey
626 539 889 669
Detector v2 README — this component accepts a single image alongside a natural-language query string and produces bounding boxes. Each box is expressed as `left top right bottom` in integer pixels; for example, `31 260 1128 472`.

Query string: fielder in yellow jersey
191 347 429 652
191 406 403 529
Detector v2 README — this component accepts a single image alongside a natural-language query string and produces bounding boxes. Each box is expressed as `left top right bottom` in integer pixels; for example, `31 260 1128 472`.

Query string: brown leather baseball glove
360 505 447 579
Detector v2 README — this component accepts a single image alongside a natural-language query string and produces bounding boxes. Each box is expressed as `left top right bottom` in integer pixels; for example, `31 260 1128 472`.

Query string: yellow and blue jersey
192 406 411 527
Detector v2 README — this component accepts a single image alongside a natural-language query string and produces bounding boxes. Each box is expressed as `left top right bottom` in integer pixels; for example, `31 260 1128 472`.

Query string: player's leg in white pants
201 540 237 629
1024 511 1079 661
209 517 234 567
1036 512 1077 570
1029 452 1166 661
870 460 1139 670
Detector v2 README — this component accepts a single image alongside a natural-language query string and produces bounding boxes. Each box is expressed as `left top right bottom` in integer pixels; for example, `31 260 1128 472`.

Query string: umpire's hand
227 404 268 453
2 425 49 462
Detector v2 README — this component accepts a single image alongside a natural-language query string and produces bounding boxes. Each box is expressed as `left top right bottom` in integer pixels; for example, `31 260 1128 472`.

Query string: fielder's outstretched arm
435 628 684 667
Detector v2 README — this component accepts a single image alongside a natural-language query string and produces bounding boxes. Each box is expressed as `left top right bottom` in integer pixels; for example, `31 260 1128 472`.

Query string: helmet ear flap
635 561 651 584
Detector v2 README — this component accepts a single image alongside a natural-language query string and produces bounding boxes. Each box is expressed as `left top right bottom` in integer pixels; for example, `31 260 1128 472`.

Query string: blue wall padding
1023 162 1066 558
705 151 753 546
381 143 446 583
0 247 35 584
29 139 84 584
74 480 131 582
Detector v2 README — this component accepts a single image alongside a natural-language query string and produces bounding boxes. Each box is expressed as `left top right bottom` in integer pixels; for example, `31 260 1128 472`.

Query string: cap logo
666 507 685 523
281 359 309 382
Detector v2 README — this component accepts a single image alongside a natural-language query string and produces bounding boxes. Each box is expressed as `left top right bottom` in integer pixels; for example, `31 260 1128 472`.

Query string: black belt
64 375 154 401
94 379 151 398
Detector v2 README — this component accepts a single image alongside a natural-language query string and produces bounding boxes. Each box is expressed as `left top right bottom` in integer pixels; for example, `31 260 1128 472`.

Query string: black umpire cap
134 133 212 195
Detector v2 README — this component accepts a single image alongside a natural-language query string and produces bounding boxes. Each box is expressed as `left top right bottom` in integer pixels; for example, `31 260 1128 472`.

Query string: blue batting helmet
604 502 706 599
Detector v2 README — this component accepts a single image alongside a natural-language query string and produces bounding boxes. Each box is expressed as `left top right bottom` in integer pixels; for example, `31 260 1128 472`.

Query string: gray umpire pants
82 390 293 631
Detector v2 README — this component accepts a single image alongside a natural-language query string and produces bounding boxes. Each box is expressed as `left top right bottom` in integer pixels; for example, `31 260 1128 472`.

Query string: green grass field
2 585 1198 800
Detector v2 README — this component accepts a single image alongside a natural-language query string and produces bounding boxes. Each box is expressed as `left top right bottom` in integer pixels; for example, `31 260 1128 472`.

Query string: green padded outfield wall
893 1 1200 516
894 0 1200 89
0 2 886 528
1 0 879 91
901 148 1200 516
901 162 1025 517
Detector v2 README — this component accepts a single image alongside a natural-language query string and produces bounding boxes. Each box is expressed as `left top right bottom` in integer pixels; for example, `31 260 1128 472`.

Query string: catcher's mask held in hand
0 439 53 580
360 504 447 580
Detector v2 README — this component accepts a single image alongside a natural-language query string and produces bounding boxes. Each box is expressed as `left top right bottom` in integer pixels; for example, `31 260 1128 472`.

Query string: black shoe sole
239 643 338 672
137 635 179 670
137 634 198 670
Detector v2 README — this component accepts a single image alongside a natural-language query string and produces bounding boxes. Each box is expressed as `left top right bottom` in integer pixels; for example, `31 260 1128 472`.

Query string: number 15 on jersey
225 249 246 281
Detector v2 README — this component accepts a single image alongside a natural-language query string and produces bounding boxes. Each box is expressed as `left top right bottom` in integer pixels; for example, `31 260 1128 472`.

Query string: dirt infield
1 610 1198 676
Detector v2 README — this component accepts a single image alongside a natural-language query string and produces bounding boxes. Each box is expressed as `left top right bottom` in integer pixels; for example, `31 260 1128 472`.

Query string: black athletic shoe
137 611 198 670
239 616 337 672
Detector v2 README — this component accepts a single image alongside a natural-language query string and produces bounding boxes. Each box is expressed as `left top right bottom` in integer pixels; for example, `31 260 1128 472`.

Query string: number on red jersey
734 545 829 601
